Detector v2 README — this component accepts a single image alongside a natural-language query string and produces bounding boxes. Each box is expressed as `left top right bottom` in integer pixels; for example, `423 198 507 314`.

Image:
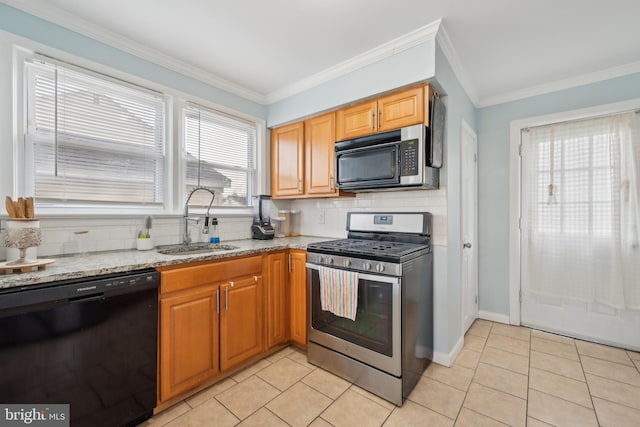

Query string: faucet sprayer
183 187 215 245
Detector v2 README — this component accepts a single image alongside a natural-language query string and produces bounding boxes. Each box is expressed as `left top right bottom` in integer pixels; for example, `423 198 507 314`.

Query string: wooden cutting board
0 259 56 275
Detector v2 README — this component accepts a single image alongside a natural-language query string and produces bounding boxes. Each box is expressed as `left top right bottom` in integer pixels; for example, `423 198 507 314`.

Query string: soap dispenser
209 218 220 244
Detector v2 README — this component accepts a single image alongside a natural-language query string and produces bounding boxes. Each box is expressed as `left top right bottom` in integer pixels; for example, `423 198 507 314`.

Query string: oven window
337 145 398 184
311 271 393 356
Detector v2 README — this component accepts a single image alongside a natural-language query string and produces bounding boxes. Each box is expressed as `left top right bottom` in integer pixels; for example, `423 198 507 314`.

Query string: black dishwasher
0 269 159 427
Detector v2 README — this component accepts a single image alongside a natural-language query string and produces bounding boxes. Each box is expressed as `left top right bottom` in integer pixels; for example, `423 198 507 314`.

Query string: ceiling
6 0 640 107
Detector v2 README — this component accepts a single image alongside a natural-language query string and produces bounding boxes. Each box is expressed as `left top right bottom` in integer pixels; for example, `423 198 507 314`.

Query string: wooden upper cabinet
336 85 430 139
335 100 377 141
271 122 304 198
377 86 425 132
305 112 338 196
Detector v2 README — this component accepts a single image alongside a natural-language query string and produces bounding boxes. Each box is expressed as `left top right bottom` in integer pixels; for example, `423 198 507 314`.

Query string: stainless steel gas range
306 212 433 406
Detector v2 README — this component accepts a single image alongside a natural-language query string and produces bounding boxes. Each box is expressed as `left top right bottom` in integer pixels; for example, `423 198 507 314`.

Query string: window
521 111 640 309
531 124 619 236
182 104 256 207
24 56 166 208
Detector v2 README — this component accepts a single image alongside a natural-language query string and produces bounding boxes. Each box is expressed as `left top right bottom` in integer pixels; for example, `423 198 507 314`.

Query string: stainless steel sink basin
156 243 239 255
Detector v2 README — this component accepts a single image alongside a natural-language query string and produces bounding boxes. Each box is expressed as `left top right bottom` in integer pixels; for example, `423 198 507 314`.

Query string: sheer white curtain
522 112 640 310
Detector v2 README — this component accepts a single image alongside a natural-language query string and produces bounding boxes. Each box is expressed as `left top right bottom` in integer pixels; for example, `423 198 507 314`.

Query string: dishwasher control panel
0 269 159 310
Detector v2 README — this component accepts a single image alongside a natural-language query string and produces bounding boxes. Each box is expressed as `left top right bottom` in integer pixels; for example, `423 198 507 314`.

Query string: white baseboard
479 310 511 324
432 335 464 367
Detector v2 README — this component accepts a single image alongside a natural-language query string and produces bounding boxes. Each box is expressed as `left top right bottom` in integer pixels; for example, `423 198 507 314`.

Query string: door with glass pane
520 112 640 350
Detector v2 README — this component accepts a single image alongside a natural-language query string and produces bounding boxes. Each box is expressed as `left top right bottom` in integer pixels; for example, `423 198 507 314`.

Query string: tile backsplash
271 187 448 246
0 189 447 261
0 215 254 261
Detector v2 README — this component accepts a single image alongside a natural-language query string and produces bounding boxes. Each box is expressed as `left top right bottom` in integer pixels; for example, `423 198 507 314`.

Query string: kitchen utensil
5 196 16 219
25 197 35 219
16 198 25 219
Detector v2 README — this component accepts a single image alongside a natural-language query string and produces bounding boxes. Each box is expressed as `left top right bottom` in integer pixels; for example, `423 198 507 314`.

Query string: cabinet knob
230 281 234 287
254 275 258 282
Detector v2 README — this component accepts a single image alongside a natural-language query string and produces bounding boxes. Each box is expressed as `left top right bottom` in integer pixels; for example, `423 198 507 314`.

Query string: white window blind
521 112 640 309
182 104 256 207
25 56 166 208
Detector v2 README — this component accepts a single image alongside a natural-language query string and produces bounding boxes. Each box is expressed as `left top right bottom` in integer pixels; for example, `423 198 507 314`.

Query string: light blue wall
434 44 477 352
476 72 640 316
0 3 266 119
267 41 436 126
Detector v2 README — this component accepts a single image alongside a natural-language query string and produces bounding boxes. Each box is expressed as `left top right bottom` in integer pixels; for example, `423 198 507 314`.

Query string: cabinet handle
378 109 381 129
216 288 220 314
298 179 302 193
288 253 292 273
254 275 258 282
370 111 375 128
225 286 229 311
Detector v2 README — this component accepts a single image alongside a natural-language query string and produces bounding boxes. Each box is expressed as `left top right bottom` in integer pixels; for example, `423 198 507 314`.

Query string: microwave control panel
400 139 420 176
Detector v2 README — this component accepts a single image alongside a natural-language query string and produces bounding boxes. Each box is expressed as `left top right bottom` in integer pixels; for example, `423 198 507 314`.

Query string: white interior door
461 121 478 334
520 117 640 351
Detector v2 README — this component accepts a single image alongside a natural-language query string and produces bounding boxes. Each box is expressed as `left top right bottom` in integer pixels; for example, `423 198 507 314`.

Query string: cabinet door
265 252 288 348
377 86 425 132
271 122 304 198
289 250 308 347
160 284 219 402
220 275 264 371
336 100 377 141
305 112 338 196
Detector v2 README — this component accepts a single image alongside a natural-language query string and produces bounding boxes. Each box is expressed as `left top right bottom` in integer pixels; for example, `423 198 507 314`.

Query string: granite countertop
0 236 331 290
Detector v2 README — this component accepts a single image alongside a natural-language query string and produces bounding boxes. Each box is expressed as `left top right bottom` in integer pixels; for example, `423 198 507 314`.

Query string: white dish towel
319 266 359 321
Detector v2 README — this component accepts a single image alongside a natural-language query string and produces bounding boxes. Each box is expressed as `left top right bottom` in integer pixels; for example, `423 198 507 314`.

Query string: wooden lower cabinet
158 251 308 404
289 250 308 347
159 284 219 402
220 275 264 371
265 252 288 349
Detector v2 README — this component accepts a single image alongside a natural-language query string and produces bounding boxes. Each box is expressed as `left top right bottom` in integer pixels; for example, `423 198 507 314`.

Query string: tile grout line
576 340 600 426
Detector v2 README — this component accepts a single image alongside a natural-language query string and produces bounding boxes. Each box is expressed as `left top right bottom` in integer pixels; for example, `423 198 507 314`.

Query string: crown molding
479 60 640 108
435 23 480 107
264 19 442 104
2 0 267 104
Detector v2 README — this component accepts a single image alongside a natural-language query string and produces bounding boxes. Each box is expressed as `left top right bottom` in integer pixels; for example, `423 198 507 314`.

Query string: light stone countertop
0 236 332 290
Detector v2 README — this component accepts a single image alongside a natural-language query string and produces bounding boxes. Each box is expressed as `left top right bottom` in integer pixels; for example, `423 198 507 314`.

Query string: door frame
508 98 640 325
461 119 478 334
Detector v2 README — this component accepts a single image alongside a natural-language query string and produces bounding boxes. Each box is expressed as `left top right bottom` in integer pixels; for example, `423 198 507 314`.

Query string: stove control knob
376 264 385 273
326 256 334 265
343 259 352 267
318 256 324 264
363 261 372 270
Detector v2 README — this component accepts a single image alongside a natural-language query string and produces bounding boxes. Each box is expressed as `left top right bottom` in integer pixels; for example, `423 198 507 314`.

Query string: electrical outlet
318 210 325 224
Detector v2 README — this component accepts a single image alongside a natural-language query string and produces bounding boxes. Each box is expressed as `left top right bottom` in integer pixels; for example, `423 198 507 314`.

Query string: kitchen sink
156 243 239 255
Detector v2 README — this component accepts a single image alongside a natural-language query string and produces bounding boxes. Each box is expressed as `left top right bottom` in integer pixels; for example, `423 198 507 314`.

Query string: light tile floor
141 320 640 426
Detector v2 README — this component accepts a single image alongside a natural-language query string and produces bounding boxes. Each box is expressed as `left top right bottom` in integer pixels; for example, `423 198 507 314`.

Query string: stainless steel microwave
335 123 441 191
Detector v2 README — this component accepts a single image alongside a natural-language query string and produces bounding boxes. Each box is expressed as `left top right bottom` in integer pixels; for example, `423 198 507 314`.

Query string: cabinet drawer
161 255 263 294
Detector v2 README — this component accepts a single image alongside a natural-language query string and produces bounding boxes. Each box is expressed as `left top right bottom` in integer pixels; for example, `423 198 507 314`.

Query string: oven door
335 143 400 190
306 263 401 376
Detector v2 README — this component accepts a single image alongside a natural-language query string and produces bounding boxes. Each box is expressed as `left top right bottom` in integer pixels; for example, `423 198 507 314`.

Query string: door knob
463 242 472 249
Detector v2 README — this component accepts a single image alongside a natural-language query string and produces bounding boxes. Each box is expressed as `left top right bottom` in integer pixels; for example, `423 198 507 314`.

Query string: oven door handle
306 263 400 285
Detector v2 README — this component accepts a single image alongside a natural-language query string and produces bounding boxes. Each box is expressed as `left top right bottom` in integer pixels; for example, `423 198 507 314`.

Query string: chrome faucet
183 187 215 245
